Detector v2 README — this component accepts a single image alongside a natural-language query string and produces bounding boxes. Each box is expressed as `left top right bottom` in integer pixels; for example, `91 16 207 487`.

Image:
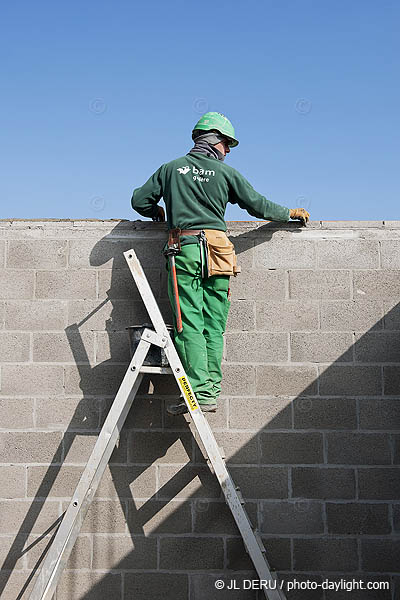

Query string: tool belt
166 228 241 278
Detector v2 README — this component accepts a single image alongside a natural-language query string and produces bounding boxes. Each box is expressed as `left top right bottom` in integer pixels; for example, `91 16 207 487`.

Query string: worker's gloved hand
152 206 165 222
289 207 310 226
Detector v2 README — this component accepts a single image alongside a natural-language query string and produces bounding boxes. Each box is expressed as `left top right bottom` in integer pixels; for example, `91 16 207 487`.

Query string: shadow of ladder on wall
28 248 287 600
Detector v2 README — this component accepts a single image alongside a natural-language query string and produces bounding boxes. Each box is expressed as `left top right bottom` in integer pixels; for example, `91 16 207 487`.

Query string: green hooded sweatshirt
131 153 290 233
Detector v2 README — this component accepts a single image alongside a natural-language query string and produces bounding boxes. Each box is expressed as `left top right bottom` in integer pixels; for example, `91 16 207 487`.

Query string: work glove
152 206 165 222
289 207 310 226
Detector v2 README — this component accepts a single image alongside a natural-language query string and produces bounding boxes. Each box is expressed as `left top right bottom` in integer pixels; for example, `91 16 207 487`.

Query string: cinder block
0 300 4 327
230 235 254 269
383 301 400 329
35 397 100 430
293 538 358 571
57 571 122 600
255 239 315 269
393 504 400 531
0 537 27 570
260 500 323 534
0 240 4 266
381 240 400 268
0 500 60 533
0 466 26 498
7 240 68 269
35 270 96 299
158 465 222 499
193 499 257 535
0 432 62 463
225 332 288 363
326 433 391 465
95 331 131 363
320 300 383 331
291 332 353 362
292 467 356 499
159 536 224 570
319 365 382 396
260 432 323 464
293 398 357 430
256 300 319 332
384 366 400 395
0 332 30 362
124 574 188 600
392 434 400 463
92 534 157 569
95 465 157 499
98 268 160 300
317 239 379 269
25 533 91 569
227 536 290 572
80 499 127 533
226 300 256 331
32 331 94 363
353 270 400 300
190 573 257 600
64 363 127 396
361 539 400 572
0 398 34 429
0 365 64 396
229 397 292 430
123 396 163 430
229 270 286 301
221 364 256 396
358 467 400 499
138 373 179 396
229 466 288 499
256 365 318 397
67 299 149 332
326 502 390 534
355 332 400 362
69 238 165 269
4 300 67 330
63 431 127 464
0 270 34 299
289 270 351 299
27 465 82 498
202 431 259 465
127 499 192 534
359 399 400 430
128 431 193 464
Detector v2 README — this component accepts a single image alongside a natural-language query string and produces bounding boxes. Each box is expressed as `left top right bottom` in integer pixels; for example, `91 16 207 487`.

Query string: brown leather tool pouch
204 230 241 277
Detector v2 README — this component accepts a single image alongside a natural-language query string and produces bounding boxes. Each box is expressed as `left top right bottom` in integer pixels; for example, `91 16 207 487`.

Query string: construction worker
131 112 309 415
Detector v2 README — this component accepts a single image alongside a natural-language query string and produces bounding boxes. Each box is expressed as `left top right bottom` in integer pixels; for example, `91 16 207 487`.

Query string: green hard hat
192 112 239 147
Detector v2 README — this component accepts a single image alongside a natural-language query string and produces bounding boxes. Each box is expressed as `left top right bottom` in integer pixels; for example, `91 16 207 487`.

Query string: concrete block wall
0 219 399 599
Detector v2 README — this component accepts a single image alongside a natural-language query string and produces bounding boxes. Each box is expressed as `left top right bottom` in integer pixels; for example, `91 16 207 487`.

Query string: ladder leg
29 338 150 600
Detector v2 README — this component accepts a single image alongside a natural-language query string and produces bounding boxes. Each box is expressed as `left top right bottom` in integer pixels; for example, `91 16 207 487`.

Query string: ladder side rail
29 339 150 600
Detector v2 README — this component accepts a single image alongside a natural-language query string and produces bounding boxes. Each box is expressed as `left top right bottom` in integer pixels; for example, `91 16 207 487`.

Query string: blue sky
1 0 399 221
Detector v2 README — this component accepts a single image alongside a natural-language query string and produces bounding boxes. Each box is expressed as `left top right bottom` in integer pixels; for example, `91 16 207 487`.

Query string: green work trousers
167 243 231 405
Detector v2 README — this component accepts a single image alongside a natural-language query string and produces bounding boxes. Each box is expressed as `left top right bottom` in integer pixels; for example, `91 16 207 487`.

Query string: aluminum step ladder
29 248 286 600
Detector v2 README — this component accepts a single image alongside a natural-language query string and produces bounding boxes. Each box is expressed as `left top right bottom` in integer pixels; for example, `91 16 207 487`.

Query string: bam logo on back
177 166 190 175
176 165 215 182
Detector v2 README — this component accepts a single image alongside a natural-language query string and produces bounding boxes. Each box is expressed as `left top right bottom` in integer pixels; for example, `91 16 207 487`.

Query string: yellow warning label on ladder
178 376 199 411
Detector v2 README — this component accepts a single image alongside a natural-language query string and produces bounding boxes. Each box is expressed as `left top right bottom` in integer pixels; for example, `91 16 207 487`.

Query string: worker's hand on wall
289 207 310 225
152 206 165 222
